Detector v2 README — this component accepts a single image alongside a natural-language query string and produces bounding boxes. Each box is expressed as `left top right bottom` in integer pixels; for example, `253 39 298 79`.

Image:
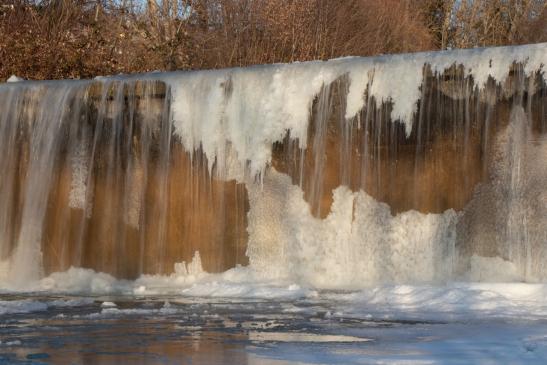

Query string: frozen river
2 283 547 364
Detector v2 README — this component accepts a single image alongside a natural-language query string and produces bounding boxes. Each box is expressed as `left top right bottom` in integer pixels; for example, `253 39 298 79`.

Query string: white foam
457 105 547 281
247 169 458 288
466 255 521 282
38 267 129 295
0 251 314 300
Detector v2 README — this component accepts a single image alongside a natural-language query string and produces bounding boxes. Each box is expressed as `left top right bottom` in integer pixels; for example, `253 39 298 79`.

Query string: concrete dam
0 43 545 288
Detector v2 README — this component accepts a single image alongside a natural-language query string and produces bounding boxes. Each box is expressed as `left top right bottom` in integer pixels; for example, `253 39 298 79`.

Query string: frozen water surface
1 283 547 364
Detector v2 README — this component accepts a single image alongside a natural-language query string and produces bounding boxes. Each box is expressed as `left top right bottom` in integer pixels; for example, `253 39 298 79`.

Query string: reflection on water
0 296 363 365
1 295 546 364
247 332 371 343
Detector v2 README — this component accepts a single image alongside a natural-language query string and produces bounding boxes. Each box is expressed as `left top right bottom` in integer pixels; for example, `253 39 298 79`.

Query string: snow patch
6 75 24 83
334 282 547 321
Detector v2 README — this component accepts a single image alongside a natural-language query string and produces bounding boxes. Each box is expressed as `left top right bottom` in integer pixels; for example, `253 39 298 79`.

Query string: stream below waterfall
2 284 547 364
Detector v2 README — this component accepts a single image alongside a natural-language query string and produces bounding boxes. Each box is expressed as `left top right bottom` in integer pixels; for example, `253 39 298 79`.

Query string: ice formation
0 42 545 292
6 75 24 83
159 42 546 177
247 170 458 288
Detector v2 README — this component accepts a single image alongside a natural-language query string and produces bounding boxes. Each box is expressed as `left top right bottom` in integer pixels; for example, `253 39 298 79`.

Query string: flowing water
0 43 546 364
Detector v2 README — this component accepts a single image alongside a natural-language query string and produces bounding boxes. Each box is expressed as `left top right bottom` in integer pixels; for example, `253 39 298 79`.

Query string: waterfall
0 43 545 288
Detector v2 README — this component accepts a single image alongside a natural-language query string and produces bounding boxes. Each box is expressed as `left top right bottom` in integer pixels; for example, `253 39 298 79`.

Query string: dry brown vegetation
0 0 545 81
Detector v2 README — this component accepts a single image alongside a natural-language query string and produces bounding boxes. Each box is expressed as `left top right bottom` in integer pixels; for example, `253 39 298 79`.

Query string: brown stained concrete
273 117 491 218
10 69 546 278
139 144 249 276
163 144 249 274
40 80 248 278
273 72 545 218
42 138 248 279
0 127 29 261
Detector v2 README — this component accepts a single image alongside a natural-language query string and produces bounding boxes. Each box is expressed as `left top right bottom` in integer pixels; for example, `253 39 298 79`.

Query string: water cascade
0 43 545 288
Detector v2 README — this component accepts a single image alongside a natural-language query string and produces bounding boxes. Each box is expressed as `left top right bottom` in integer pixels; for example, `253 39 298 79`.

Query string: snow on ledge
158 43 546 179
6 75 24 83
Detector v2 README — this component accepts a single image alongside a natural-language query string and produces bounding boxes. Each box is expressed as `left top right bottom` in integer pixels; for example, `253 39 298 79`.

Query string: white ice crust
156 43 545 178
6 75 24 83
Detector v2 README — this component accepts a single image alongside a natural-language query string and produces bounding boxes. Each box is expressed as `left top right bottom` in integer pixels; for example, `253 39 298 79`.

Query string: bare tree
1 0 545 81
451 0 546 48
